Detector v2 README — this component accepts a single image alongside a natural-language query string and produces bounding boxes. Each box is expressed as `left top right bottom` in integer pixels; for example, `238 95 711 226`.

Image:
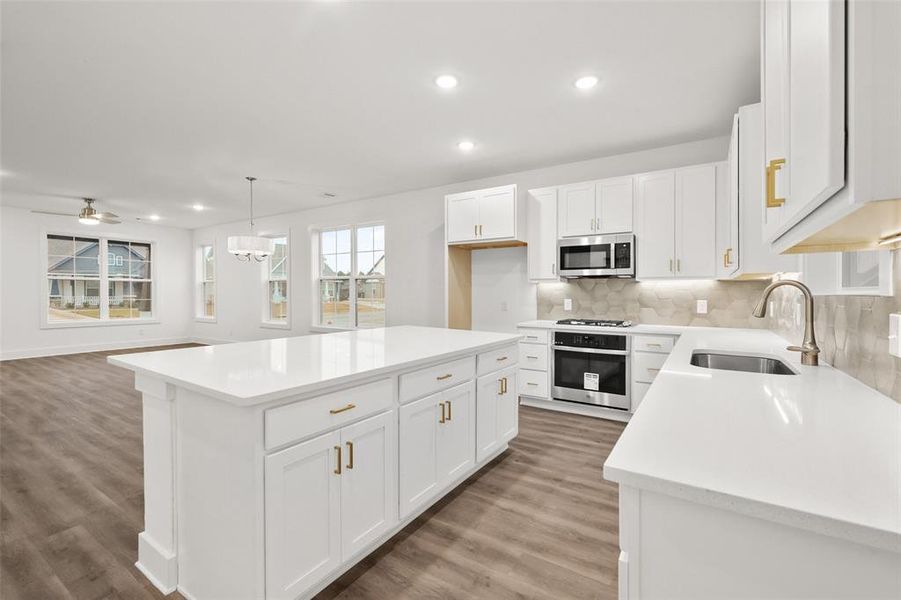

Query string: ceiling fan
32 198 121 225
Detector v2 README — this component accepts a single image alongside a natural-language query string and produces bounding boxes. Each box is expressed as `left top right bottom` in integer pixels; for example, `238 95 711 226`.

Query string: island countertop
108 326 520 406
602 327 901 553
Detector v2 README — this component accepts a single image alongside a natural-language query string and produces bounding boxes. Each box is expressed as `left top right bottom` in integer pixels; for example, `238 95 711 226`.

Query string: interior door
558 182 596 238
527 188 559 280
475 372 501 462
437 382 475 486
398 392 441 519
446 192 479 243
785 0 845 229
675 165 717 278
635 171 676 278
339 411 397 561
496 367 518 445
596 176 634 234
762 0 790 241
265 430 341 600
477 186 516 240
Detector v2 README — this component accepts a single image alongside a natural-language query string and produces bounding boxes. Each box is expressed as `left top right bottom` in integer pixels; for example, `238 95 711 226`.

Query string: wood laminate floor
0 346 626 600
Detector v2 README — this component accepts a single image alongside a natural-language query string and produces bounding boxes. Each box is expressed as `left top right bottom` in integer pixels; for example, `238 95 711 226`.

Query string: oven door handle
552 345 630 356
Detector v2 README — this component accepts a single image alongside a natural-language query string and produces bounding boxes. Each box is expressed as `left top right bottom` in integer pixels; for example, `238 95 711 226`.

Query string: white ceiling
1 1 760 229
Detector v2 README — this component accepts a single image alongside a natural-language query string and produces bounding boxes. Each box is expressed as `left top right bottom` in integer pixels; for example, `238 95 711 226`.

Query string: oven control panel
554 331 628 351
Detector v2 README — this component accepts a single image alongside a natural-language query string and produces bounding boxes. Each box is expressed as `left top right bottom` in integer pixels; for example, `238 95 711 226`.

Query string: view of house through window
318 224 385 328
47 234 153 322
199 244 215 318
266 236 288 322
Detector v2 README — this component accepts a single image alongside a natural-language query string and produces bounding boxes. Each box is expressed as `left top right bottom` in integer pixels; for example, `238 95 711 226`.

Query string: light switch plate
890 314 901 357
564 298 572 311
696 300 708 315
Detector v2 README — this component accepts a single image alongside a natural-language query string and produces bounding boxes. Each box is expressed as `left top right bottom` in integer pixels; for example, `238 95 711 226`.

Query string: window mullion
99 239 110 320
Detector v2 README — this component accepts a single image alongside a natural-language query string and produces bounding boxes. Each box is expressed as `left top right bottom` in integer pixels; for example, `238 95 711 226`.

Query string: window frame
195 241 217 323
261 232 291 330
314 222 386 331
41 230 158 329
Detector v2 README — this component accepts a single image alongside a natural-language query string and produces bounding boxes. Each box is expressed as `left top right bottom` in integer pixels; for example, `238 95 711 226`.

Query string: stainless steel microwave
557 233 635 278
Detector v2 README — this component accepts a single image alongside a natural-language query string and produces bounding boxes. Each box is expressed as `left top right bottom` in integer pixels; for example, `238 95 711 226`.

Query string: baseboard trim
520 396 632 422
136 532 178 594
0 337 193 361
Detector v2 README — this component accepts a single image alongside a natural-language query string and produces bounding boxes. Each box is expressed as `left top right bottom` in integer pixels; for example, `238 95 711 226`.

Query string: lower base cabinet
399 381 475 520
476 366 518 462
265 411 397 600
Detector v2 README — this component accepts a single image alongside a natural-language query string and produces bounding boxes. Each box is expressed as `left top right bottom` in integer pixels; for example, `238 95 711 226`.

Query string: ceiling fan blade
95 211 119 219
94 215 121 224
31 210 78 217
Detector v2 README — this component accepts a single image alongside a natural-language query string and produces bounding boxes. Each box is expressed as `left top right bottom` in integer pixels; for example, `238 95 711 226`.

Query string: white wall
0 206 194 359
471 247 536 333
192 136 730 342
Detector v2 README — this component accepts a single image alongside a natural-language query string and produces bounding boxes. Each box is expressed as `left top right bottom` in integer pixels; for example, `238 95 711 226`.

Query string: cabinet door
446 191 479 243
339 411 397 561
475 372 501 463
398 392 441 519
596 176 634 234
265 431 341 600
726 116 740 276
497 367 518 445
786 0 845 228
762 0 790 240
527 188 559 281
558 182 596 238
437 382 475 486
477 186 516 241
635 171 676 278
675 165 717 278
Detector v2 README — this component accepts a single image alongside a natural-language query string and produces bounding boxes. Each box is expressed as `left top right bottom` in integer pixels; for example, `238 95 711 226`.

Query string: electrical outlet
890 314 901 357
500 301 508 312
696 300 708 315
564 298 572 311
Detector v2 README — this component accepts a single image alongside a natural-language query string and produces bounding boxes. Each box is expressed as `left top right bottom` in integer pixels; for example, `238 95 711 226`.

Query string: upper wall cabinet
763 0 901 253
526 187 558 281
557 177 634 238
635 165 718 280
446 184 525 245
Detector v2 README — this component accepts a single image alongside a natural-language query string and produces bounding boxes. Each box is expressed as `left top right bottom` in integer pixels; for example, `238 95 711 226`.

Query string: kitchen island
603 328 901 599
109 326 521 600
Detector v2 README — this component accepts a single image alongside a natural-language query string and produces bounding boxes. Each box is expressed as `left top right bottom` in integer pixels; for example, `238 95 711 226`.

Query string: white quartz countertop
601 327 901 552
108 326 520 406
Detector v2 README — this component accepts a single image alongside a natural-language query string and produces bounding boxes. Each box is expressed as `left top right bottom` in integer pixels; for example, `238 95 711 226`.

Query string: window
803 250 893 296
265 236 288 325
46 234 154 324
198 244 215 319
318 224 385 328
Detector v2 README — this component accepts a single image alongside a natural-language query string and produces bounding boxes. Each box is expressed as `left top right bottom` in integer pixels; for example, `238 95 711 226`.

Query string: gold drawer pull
439 402 447 423
526 355 539 359
334 445 342 475
646 343 661 348
647 368 660 372
346 441 354 470
330 403 356 415
436 373 453 381
526 382 538 386
496 356 508 362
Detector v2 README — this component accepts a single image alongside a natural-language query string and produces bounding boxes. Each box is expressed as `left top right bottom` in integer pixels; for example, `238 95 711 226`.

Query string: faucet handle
786 345 819 354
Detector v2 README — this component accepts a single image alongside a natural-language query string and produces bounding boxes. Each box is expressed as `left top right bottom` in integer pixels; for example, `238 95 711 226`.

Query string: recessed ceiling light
149 214 161 221
435 74 458 89
457 140 475 152
574 75 599 90
192 204 204 211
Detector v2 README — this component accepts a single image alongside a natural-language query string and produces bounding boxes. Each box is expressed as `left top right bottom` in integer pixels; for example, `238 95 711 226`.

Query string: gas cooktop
555 319 634 328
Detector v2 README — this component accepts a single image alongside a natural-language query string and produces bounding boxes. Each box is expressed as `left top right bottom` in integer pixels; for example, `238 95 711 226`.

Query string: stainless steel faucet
752 279 820 366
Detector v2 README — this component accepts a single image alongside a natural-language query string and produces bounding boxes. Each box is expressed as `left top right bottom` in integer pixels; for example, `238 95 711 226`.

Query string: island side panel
134 373 178 593
175 387 266 600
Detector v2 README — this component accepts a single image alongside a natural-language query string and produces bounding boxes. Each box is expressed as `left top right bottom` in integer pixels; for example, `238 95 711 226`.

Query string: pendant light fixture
227 176 275 262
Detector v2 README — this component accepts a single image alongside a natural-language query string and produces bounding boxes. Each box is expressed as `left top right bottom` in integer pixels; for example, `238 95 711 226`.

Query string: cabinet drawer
517 369 548 398
518 328 549 344
632 335 676 354
399 356 476 404
265 378 393 451
477 344 518 376
518 343 548 372
633 352 667 384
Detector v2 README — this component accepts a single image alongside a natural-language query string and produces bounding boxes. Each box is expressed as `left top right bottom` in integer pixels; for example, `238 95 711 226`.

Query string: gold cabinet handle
346 441 354 470
474 224 477 237
330 403 356 415
648 368 660 373
498 378 504 395
766 158 786 208
725 247 733 266
439 402 446 423
526 382 538 386
446 400 452 421
646 343 661 348
334 445 342 475
669 258 673 272
526 355 538 359
676 259 681 273
503 377 508 394
496 356 508 362
723 250 729 268
436 373 453 381
478 224 483 237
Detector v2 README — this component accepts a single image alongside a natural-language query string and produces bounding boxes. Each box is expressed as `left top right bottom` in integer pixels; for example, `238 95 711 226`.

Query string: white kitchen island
109 326 521 600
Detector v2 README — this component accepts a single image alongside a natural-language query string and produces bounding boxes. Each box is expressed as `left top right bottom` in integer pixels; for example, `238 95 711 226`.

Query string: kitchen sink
690 351 797 375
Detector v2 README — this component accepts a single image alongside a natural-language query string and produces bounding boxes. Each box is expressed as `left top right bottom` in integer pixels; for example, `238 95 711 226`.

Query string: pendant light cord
246 176 257 233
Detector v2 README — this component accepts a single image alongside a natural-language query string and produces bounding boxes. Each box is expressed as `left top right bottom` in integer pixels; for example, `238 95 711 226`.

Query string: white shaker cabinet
675 164 717 278
476 366 518 462
718 114 740 278
527 187 559 281
557 182 596 238
596 176 634 235
446 184 522 244
635 171 677 278
558 177 634 238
